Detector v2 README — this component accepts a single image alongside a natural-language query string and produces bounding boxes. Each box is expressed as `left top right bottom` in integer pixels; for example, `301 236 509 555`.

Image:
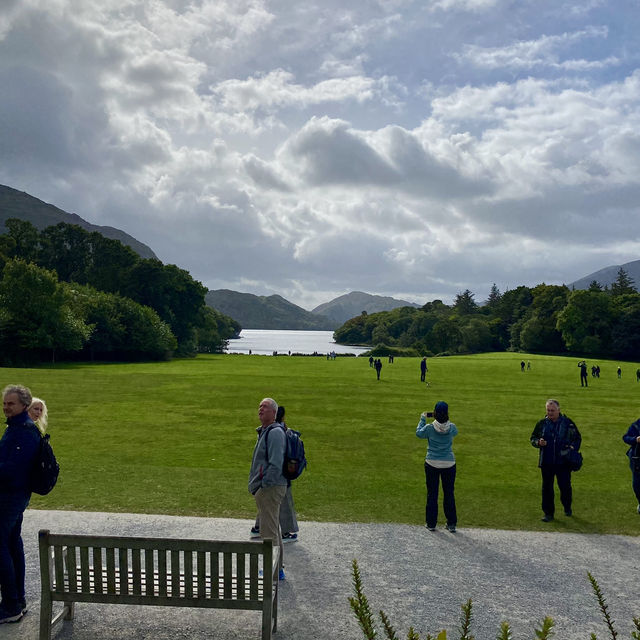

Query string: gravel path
5 509 639 640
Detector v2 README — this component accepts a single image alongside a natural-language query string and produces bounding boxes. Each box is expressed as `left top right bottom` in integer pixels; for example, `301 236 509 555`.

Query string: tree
0 259 91 363
453 289 478 315
556 290 614 354
588 280 603 292
485 283 502 311
610 267 636 296
4 218 39 263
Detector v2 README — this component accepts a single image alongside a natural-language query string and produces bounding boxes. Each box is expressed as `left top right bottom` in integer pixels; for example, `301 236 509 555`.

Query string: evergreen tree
610 267 636 296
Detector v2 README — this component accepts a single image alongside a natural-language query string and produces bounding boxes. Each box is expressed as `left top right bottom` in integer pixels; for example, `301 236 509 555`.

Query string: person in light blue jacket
416 401 458 532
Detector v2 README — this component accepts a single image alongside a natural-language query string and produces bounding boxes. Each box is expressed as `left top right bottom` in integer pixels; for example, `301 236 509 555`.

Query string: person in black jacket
0 385 40 623
530 399 581 522
622 419 640 514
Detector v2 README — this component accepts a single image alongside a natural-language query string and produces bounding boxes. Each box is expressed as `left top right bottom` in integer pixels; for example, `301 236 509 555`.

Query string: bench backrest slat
237 553 246 599
196 551 207 599
170 550 180 597
131 548 142 595
144 548 155 596
157 550 167 596
184 551 193 598
210 551 219 599
66 546 78 593
119 548 129 595
250 554 259 600
93 547 103 594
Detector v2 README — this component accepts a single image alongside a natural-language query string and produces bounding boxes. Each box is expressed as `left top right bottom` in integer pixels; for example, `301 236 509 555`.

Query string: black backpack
30 433 60 495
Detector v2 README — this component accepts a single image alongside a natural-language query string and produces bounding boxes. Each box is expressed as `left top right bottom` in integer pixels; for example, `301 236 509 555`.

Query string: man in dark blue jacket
0 385 40 623
622 419 640 514
530 399 581 522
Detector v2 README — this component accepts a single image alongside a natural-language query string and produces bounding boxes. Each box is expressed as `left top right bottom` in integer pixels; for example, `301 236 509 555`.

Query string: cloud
0 0 638 310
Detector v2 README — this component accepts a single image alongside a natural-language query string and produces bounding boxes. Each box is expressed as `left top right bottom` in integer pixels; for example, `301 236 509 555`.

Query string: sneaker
445 523 456 533
541 514 554 522
425 524 436 531
250 526 261 538
282 532 298 543
0 606 23 624
564 509 572 517
278 568 286 581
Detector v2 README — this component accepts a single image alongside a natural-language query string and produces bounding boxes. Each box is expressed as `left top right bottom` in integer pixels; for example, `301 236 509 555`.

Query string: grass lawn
6 352 640 535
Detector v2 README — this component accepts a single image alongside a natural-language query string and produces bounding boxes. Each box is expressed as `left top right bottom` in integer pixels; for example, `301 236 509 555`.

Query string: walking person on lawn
530 399 581 522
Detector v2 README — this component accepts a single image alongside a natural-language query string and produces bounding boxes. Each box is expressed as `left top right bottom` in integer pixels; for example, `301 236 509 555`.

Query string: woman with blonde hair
28 398 47 435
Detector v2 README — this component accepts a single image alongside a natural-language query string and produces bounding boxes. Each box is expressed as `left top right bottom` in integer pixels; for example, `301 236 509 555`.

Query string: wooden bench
38 529 280 640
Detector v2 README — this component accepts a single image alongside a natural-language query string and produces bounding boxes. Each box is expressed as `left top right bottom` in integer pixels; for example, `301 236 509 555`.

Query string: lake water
224 329 369 356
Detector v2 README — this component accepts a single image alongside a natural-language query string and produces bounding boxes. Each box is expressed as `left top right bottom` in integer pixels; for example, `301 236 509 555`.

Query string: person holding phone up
416 401 458 532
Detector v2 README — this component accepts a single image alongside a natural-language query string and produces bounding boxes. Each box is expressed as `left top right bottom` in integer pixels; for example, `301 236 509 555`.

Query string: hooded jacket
416 415 458 463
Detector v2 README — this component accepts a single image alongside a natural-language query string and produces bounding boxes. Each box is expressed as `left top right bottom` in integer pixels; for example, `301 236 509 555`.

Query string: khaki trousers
254 485 287 568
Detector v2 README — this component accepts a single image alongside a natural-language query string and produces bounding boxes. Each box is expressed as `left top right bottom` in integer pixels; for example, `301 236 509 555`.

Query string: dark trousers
420 371 426 382
630 461 640 504
541 465 572 516
0 510 25 610
424 462 456 528
580 374 588 387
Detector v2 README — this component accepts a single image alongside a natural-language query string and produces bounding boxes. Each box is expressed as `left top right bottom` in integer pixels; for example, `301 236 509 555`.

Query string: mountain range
0 184 157 259
205 289 419 330
569 259 640 291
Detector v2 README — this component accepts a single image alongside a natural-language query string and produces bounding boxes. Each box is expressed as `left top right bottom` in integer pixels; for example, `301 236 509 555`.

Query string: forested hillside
334 272 640 359
206 289 333 330
0 219 240 364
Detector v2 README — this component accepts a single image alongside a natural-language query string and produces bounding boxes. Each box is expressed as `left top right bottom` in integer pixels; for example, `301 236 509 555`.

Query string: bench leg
262 592 273 640
39 594 53 640
63 601 75 620
272 580 278 633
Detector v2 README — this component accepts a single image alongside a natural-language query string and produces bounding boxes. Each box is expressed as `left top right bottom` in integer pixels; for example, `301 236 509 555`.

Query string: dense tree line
0 219 240 364
334 270 640 359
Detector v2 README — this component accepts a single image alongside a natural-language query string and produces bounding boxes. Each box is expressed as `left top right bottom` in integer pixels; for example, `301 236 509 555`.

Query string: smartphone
425 411 434 418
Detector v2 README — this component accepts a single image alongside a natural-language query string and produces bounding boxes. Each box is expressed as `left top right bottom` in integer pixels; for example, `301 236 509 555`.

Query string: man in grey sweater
248 397 287 579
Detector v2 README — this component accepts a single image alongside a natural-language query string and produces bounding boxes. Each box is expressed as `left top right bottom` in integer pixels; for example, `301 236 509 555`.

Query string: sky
1 0 639 310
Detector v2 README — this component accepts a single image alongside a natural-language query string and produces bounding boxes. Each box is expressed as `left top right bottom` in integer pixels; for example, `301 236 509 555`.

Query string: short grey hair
261 397 278 413
2 384 32 409
546 399 560 408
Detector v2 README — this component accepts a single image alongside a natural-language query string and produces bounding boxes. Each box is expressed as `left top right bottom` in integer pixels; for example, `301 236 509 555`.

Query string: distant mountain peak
569 259 640 290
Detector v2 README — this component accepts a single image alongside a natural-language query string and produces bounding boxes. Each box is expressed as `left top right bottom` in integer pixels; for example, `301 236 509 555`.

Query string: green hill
205 289 334 330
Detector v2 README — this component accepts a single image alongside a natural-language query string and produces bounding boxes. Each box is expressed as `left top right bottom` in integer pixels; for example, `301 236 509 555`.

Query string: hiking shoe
445 523 456 533
0 606 23 624
425 524 436 531
250 526 261 538
541 514 554 522
282 532 298 543
278 568 286 581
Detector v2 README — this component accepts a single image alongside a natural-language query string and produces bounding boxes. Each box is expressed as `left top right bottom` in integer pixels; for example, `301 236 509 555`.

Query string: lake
224 329 369 356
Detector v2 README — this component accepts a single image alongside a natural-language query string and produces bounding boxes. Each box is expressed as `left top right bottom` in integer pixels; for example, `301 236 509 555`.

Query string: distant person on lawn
0 385 41 623
578 361 588 387
530 399 581 522
374 358 382 380
420 357 427 382
248 397 287 580
251 405 299 543
416 401 458 532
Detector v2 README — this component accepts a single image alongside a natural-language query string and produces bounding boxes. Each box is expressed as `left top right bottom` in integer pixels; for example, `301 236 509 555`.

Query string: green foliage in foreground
349 560 640 640
9 352 640 534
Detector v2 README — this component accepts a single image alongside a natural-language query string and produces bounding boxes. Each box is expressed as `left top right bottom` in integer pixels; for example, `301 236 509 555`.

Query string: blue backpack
267 424 307 481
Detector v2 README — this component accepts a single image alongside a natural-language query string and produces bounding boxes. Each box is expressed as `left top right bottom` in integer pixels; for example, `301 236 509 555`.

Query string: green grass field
7 352 640 535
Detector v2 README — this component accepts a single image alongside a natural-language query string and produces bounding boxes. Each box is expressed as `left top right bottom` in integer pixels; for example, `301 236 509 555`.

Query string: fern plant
349 560 639 640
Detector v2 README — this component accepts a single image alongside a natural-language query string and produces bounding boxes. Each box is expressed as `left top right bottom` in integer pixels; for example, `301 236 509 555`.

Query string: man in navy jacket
0 385 40 623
